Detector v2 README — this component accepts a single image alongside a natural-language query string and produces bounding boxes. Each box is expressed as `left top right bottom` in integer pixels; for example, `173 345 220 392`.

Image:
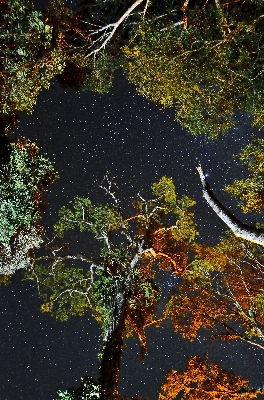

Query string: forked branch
84 0 145 58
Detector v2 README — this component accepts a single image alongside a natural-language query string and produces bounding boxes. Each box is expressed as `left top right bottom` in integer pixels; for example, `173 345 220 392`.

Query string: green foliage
89 270 117 332
24 261 90 322
0 225 44 275
54 197 121 239
225 138 264 213
57 375 150 399
101 244 132 269
0 137 58 244
151 176 197 242
184 233 256 281
152 176 177 206
25 176 197 353
122 3 264 137
255 291 264 316
4 48 66 114
90 244 132 333
81 52 124 94
1 0 66 114
0 274 12 286
128 269 160 310
172 197 197 243
64 51 125 94
57 376 101 400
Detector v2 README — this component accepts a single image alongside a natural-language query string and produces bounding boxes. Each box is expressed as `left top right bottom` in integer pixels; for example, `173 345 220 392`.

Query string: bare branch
83 0 145 59
197 164 264 246
32 253 103 270
51 288 91 306
142 0 150 19
160 21 184 31
99 173 134 245
214 0 221 9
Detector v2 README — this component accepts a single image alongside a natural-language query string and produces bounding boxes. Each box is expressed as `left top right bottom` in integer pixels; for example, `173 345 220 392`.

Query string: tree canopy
166 233 264 350
23 176 264 398
2 0 264 135
159 354 263 400
24 175 197 398
0 0 66 116
225 138 264 214
0 136 58 275
1 1 264 399
122 1 264 137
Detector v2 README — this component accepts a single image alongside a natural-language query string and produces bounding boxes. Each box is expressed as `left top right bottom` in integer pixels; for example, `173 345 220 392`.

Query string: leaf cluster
57 376 101 400
24 261 90 322
225 138 264 213
89 269 118 331
159 354 259 400
1 0 66 114
165 233 264 344
54 196 121 239
151 176 197 242
122 3 264 137
0 137 58 244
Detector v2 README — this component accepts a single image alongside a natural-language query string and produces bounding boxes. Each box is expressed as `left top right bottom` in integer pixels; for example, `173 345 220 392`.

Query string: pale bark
0 226 43 274
84 0 144 58
197 164 264 246
214 0 221 9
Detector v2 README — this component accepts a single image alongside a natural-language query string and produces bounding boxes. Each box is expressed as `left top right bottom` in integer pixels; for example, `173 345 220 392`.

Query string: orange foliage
123 223 195 355
159 354 262 400
124 256 160 360
150 228 190 274
166 237 264 345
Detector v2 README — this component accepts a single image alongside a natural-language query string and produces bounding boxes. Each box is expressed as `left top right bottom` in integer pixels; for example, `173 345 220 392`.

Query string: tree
1 0 66 115
197 137 264 245
3 0 264 120
122 0 264 137
165 233 264 350
57 354 264 400
197 164 264 246
18 170 264 397
0 136 58 274
44 0 147 93
159 354 264 400
44 0 181 94
24 175 197 399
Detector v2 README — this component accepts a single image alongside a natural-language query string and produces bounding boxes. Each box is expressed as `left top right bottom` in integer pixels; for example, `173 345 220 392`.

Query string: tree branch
197 164 264 246
83 0 144 59
214 0 221 9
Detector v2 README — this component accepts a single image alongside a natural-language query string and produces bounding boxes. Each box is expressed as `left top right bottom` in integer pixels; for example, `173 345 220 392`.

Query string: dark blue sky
1 69 264 399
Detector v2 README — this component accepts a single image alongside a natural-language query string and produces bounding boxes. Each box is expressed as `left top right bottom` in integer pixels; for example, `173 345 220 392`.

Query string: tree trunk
197 164 264 246
99 291 128 399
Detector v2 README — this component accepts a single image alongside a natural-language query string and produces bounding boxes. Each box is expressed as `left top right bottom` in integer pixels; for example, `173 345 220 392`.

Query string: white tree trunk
197 164 264 246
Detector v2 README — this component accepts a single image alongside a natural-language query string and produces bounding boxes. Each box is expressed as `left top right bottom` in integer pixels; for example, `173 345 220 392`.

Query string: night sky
1 67 264 399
